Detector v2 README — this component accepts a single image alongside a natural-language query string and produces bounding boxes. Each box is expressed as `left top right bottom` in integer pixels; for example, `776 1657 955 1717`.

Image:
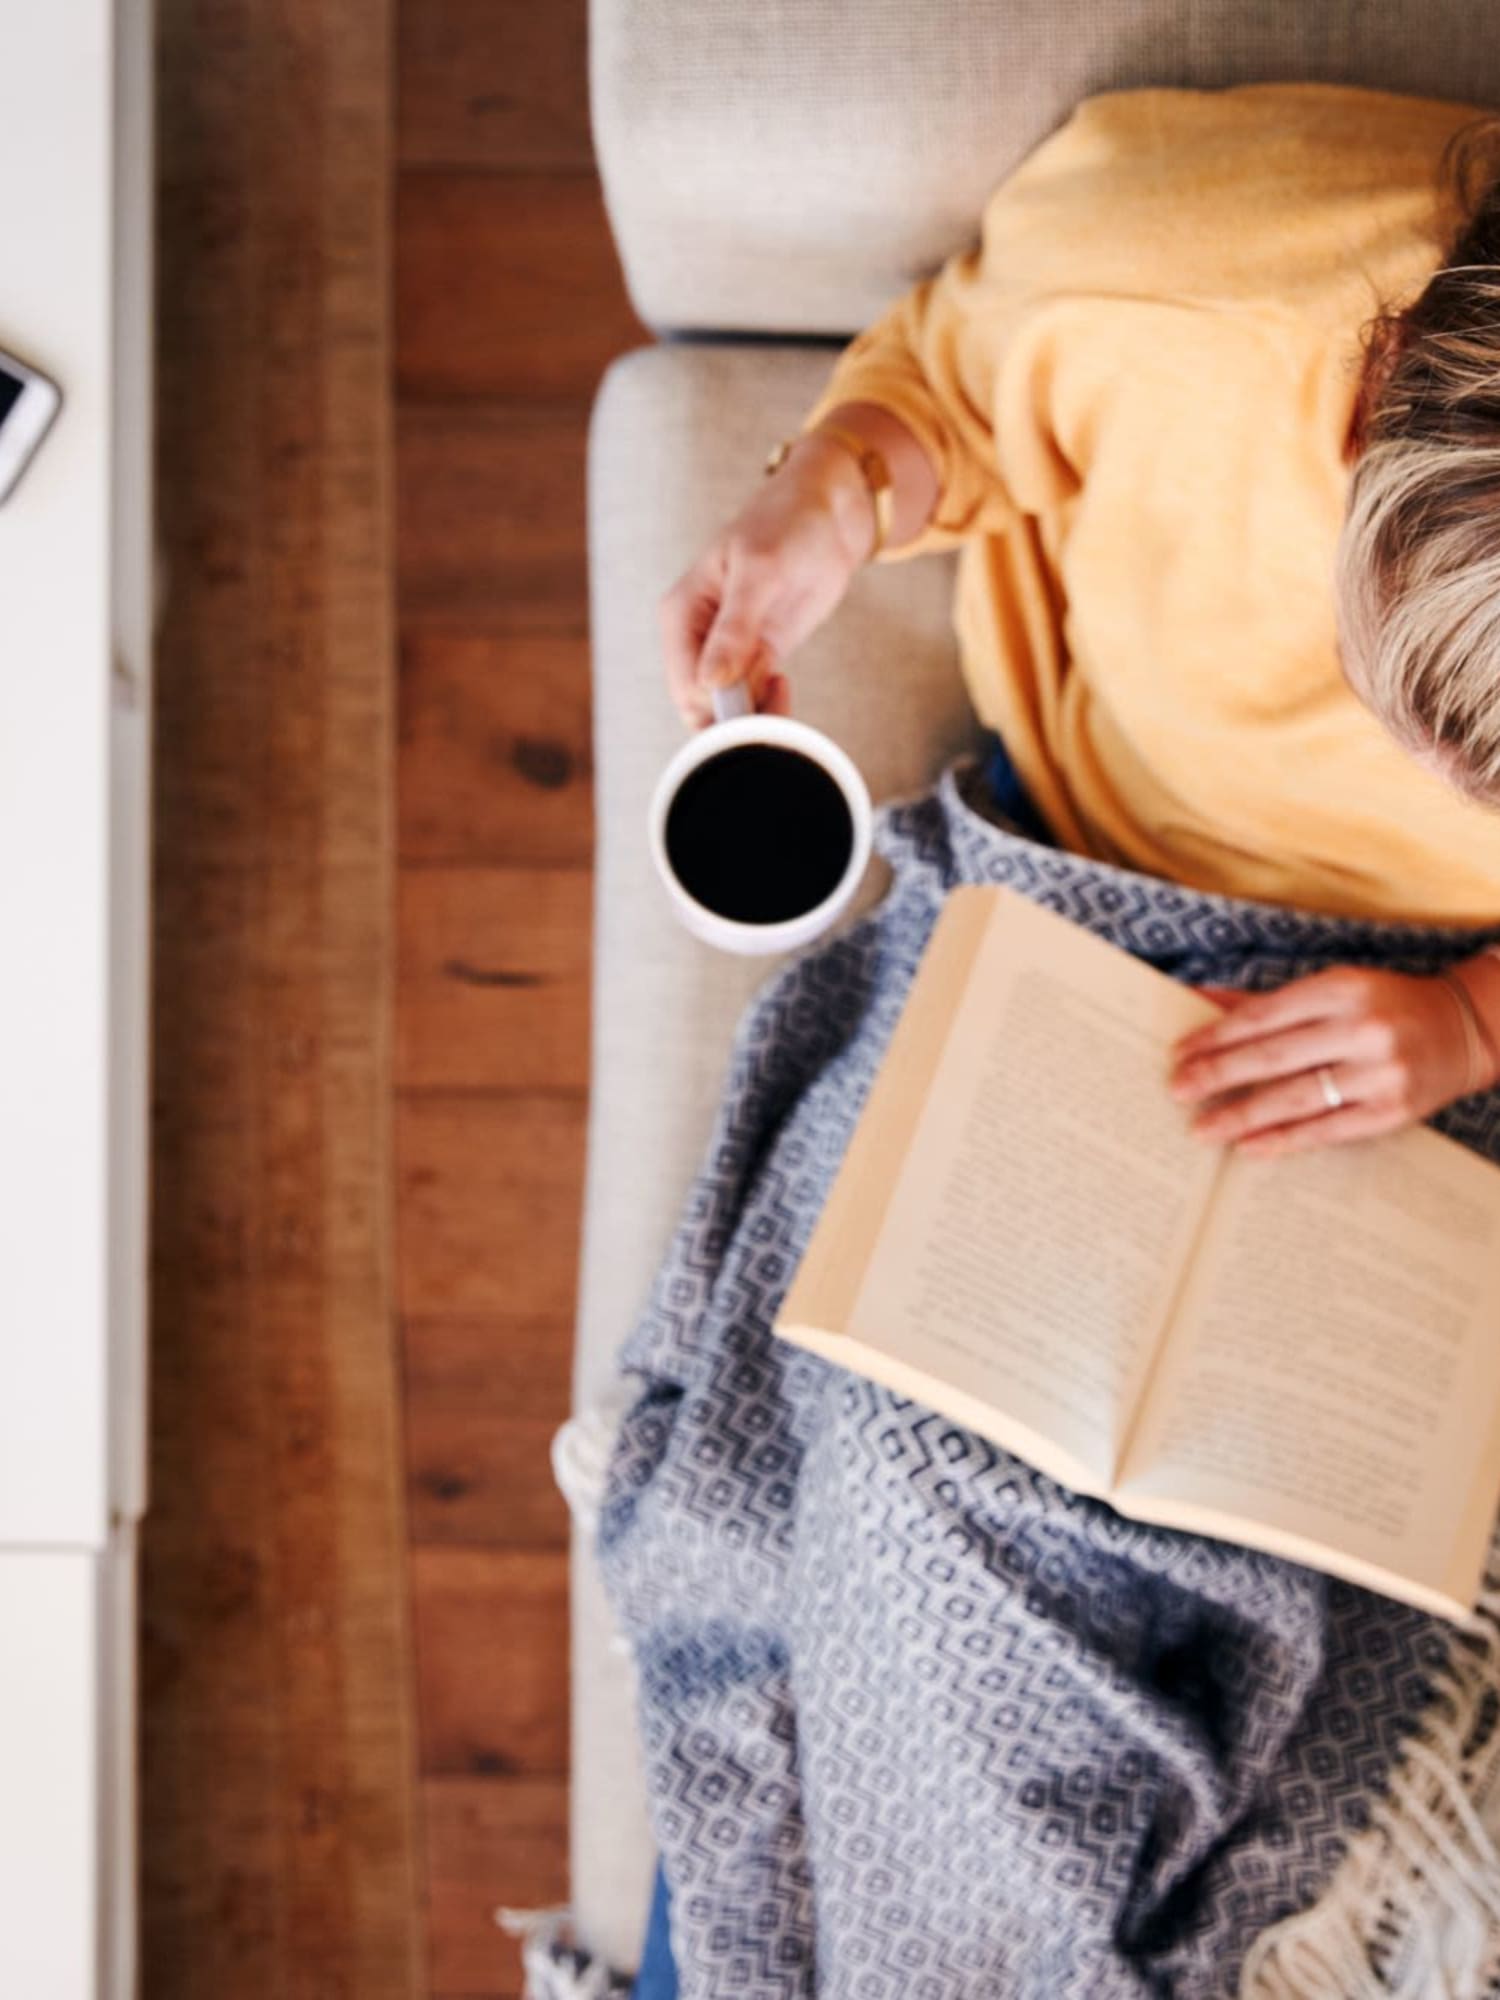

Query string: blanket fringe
1240 1562 1500 1999
550 1392 633 1541
551 1397 640 1663
496 1905 632 2000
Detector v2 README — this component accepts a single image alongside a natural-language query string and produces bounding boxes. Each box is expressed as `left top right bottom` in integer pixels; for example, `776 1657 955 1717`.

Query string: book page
840 887 1224 1488
1118 1126 1500 1603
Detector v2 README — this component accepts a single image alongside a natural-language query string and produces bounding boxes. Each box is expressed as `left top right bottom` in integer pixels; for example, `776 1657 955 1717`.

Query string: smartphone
0 346 61 504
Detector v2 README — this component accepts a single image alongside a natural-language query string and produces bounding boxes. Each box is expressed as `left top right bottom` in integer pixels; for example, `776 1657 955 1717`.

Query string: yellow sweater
798 82 1500 923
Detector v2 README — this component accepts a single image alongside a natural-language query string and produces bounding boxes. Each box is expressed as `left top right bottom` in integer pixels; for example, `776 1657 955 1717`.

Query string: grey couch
575 1 1500 1973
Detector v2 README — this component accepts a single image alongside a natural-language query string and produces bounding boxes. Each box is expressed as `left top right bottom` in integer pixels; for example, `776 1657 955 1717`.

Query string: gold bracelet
764 426 895 560
1437 966 1496 1095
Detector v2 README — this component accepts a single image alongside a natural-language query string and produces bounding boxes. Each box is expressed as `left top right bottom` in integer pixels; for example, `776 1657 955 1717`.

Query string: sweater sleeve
795 243 1022 563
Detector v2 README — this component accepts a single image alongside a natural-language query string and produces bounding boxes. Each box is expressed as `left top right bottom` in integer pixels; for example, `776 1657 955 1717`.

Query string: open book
775 884 1500 1622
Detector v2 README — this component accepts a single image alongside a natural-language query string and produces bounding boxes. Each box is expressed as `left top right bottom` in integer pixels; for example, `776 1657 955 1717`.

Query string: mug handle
711 682 752 724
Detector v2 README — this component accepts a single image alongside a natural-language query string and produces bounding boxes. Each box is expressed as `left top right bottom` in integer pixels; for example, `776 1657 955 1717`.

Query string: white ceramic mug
648 682 874 956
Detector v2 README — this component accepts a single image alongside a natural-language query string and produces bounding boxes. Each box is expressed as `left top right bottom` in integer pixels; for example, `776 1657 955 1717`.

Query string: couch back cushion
591 0 1500 334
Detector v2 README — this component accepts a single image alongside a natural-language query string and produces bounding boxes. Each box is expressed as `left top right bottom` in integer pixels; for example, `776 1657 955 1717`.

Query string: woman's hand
1167 965 1485 1157
658 433 873 730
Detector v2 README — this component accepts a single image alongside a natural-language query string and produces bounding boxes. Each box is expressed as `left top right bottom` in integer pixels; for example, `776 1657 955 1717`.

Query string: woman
659 81 1500 1167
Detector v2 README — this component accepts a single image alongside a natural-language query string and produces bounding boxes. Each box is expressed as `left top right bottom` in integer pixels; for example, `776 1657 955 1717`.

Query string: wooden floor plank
424 1776 569 1997
398 175 644 401
399 867 591 1092
412 1550 570 1776
398 0 591 171
402 1314 574 1403
407 1403 572 1547
397 1094 588 1319
398 403 593 632
147 0 422 1993
399 633 594 868
403 1317 574 1547
390 0 656 1981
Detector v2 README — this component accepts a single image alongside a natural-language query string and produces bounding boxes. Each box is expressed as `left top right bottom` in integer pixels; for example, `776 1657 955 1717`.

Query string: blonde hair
1334 114 1500 802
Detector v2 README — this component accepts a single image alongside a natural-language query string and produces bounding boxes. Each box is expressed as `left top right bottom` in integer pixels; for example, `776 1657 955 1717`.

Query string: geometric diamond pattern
598 757 1500 1998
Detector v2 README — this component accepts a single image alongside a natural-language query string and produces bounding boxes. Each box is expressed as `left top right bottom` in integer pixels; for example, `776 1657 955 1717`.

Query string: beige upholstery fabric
590 0 1500 335
575 339 977 1969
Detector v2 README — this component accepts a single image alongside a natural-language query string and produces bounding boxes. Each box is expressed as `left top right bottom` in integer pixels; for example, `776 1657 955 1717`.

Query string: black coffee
665 744 855 924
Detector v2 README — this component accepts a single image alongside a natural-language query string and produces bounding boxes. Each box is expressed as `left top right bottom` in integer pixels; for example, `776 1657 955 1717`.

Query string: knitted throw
589 758 1500 1999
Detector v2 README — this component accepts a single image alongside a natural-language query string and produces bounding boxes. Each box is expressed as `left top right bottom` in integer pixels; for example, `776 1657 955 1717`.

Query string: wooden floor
396 4 646 1995
146 3 647 1996
145 2 424 1995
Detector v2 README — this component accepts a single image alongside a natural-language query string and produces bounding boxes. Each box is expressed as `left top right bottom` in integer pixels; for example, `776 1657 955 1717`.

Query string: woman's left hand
1167 966 1476 1157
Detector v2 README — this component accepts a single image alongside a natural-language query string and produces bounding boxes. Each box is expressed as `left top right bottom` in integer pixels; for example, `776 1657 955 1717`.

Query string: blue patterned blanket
595 757 1500 1998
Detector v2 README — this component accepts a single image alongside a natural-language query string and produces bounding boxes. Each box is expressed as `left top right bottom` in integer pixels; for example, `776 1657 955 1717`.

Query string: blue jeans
627 734 1049 2000
979 727 1057 848
631 1862 678 2000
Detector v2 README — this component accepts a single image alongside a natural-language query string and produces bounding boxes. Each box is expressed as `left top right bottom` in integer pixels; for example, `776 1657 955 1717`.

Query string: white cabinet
0 5 154 1995
0 1544 137 2000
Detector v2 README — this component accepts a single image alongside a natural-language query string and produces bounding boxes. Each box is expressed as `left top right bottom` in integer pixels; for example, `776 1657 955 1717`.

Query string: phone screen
0 367 22 428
